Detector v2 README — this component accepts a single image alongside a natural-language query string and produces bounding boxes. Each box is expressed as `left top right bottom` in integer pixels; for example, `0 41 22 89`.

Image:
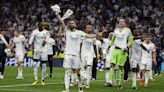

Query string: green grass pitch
0 66 163 92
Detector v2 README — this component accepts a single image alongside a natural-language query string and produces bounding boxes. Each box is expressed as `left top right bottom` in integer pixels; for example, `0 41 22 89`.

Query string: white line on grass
0 88 35 92
0 82 64 88
0 80 104 88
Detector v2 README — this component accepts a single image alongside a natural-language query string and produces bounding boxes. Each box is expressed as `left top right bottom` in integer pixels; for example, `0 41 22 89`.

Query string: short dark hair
38 22 43 27
66 15 76 22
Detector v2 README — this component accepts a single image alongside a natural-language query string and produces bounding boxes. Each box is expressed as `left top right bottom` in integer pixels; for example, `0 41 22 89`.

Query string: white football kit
105 40 115 68
140 41 155 70
29 29 50 61
113 27 132 50
102 38 109 59
81 38 96 66
13 34 26 62
63 27 86 69
129 39 142 68
46 38 55 55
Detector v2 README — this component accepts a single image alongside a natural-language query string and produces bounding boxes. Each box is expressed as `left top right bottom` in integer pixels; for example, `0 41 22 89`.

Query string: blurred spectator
0 0 163 51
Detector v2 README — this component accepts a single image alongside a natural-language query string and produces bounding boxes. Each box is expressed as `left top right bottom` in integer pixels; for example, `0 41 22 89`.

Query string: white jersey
113 27 132 49
46 38 55 55
13 34 26 55
129 39 142 60
141 41 156 64
64 27 85 56
29 29 50 52
102 38 109 56
81 38 96 57
95 40 102 56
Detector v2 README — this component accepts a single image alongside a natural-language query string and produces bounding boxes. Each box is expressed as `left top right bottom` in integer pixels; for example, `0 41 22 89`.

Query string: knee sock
109 68 114 84
105 70 110 83
132 72 137 87
65 69 71 90
41 63 47 81
33 62 38 80
86 66 92 86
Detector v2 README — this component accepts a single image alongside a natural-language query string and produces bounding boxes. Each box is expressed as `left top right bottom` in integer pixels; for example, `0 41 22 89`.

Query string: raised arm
56 14 65 34
28 32 35 46
0 34 9 48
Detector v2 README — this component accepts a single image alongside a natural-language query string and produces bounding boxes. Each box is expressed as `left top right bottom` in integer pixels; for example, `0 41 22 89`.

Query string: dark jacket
0 35 9 57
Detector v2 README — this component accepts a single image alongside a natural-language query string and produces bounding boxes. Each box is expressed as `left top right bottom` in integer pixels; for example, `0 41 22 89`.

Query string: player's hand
122 48 128 52
5 44 9 48
25 44 29 49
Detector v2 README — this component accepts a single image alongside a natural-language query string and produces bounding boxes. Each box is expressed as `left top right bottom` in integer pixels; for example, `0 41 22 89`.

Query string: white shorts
140 60 152 70
33 51 48 61
129 59 140 69
15 54 24 63
105 46 115 68
63 54 82 69
81 55 94 67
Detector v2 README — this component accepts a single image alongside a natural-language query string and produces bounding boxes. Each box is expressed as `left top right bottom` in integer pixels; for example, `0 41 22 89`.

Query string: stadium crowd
0 0 164 49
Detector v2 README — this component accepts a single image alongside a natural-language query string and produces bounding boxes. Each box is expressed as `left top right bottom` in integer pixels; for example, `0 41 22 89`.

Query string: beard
69 26 75 30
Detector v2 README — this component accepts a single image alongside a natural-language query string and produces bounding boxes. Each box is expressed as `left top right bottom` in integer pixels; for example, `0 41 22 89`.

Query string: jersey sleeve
21 35 26 42
45 31 50 43
128 28 134 47
135 39 142 45
28 30 36 45
51 38 55 45
79 30 86 38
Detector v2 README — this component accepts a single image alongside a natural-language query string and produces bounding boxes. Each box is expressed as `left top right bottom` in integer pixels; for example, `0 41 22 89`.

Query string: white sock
65 69 71 90
42 63 47 81
18 67 21 77
145 71 150 85
105 70 110 83
86 66 92 86
33 62 38 80
80 68 86 82
77 73 83 91
20 68 23 77
149 69 153 79
71 72 77 84
132 72 137 87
